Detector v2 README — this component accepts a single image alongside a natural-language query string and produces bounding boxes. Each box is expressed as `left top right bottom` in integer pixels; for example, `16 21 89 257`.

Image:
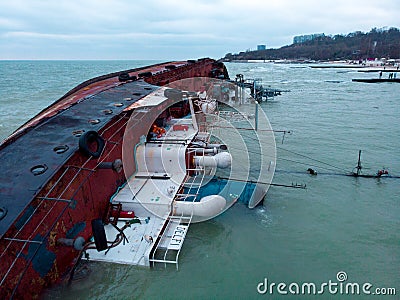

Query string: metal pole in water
235 84 238 103
356 150 362 176
253 79 256 100
255 101 259 131
241 79 244 105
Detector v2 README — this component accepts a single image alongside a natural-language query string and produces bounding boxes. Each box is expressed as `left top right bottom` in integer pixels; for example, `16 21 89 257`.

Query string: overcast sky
1 0 399 60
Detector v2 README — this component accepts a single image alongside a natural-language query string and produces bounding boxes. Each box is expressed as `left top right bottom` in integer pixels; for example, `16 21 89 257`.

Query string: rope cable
227 144 349 173
276 146 351 173
229 129 351 173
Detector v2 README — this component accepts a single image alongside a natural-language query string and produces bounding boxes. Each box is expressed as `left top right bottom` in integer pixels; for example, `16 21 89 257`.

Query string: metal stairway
149 213 192 270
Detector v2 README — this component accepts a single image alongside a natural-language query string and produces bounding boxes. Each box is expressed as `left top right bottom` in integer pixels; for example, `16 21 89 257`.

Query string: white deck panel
86 217 166 267
124 88 168 110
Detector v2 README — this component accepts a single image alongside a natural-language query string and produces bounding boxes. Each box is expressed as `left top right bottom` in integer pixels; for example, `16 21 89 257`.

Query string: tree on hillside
224 27 400 61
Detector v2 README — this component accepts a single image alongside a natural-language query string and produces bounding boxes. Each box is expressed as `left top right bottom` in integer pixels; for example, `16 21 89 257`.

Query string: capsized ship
0 59 275 298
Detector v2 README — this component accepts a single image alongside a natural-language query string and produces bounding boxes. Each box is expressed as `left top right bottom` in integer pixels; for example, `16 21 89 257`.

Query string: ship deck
86 105 198 268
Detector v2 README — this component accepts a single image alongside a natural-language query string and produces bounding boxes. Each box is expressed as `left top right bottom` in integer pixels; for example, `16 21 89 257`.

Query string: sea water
0 61 398 299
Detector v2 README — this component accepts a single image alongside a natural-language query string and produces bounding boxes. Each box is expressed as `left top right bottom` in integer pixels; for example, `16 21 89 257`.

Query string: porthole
88 119 100 125
72 129 85 137
30 164 48 176
53 145 69 154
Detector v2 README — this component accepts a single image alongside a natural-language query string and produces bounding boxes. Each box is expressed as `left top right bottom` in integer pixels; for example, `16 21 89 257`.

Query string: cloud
0 17 25 30
0 0 399 59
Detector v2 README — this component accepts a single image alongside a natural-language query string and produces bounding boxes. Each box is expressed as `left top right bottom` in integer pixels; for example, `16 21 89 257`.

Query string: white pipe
194 152 232 169
174 195 226 217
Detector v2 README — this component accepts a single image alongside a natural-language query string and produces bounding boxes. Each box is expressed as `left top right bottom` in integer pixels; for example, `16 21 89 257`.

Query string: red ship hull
0 59 228 299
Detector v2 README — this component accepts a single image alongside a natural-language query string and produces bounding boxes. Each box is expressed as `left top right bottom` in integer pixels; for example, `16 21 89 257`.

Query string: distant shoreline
225 59 400 72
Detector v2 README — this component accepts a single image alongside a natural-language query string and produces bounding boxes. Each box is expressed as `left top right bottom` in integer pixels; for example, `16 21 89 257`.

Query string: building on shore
257 44 266 51
293 33 325 44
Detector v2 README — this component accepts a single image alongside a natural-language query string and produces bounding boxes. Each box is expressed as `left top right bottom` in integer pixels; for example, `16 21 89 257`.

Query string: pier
230 74 287 102
352 78 400 83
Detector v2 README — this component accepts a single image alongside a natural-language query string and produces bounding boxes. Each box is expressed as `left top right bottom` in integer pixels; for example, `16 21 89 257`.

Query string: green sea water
0 61 398 299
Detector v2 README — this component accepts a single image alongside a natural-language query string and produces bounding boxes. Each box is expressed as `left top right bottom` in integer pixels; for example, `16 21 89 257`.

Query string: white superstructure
87 90 232 269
